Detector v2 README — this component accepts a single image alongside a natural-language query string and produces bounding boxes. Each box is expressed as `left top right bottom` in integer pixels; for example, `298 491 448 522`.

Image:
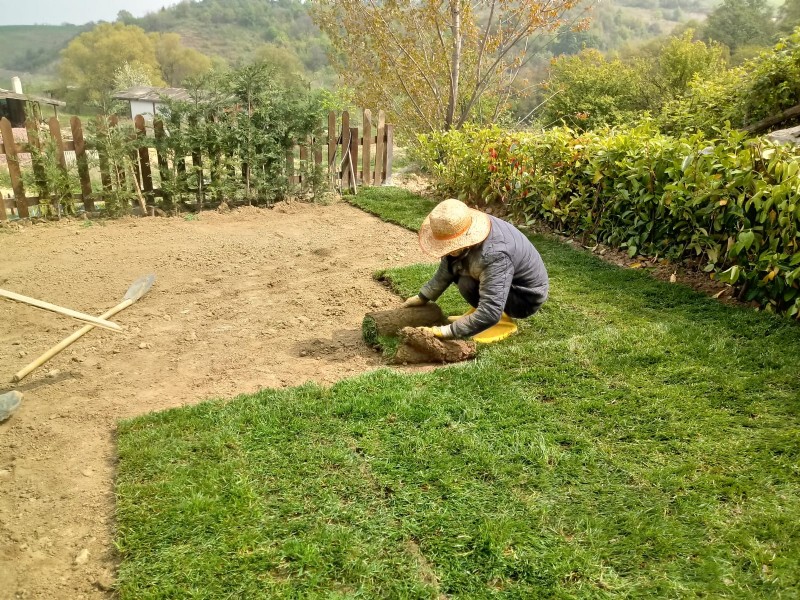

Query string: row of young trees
10 65 327 218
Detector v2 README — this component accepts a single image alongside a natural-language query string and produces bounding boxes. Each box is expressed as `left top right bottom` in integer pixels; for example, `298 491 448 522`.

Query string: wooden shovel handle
11 298 135 383
0 289 123 331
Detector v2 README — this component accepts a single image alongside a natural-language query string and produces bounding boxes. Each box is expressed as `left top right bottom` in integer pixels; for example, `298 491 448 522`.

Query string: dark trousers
456 276 545 319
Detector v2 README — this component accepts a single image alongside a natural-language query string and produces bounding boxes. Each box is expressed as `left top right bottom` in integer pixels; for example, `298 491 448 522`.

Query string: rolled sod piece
362 304 447 345
394 326 477 364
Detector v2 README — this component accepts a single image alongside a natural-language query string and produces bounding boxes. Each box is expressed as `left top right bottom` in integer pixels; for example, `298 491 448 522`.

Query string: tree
114 61 155 90
540 49 654 129
154 33 213 86
117 10 136 25
778 0 800 32
703 0 775 52
253 44 306 84
651 31 726 98
59 23 164 103
311 0 581 138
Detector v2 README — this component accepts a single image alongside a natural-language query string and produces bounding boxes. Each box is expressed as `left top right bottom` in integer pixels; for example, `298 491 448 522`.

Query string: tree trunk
446 0 462 130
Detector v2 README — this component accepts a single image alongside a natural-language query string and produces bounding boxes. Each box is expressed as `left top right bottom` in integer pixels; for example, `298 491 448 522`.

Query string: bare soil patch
0 201 425 599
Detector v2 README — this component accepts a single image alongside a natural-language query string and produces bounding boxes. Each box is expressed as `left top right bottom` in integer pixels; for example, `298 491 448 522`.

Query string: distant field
0 24 88 76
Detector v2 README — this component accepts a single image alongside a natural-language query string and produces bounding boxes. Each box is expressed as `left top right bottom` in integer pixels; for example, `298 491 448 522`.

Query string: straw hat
418 199 491 258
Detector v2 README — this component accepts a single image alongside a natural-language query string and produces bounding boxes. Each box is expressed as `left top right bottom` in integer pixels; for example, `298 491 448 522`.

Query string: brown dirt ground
0 200 427 599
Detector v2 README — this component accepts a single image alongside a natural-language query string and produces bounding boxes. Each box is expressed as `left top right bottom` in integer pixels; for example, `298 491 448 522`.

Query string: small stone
112 349 121 355
371 300 381 308
71 356 84 363
185 331 197 342
81 469 92 477
300 350 308 357
138 342 151 350
45 369 60 379
18 351 26 358
74 548 89 565
94 571 115 592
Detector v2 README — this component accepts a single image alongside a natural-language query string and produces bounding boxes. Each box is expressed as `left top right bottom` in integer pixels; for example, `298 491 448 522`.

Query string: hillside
0 24 89 78
0 0 717 89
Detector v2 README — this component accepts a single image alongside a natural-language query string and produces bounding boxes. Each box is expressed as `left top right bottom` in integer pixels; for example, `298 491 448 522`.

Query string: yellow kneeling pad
447 309 518 344
472 315 518 344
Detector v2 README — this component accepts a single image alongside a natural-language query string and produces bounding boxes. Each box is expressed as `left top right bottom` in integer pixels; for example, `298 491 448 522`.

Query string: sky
0 0 179 26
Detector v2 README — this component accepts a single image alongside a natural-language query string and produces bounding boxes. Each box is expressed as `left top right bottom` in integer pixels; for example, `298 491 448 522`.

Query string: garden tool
0 288 123 331
11 275 156 383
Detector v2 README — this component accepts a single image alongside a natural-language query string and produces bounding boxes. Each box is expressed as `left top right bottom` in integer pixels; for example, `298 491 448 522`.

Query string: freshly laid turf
116 189 800 598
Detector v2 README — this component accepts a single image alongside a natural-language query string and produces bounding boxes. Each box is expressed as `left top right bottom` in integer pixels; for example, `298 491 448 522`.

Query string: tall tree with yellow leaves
312 0 582 137
59 23 165 104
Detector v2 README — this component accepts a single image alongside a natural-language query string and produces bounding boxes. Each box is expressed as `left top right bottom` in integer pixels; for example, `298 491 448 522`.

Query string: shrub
660 27 800 134
418 123 800 317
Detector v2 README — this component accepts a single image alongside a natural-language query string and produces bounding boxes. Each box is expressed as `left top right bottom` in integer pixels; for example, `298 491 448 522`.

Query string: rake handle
11 298 135 383
0 289 123 332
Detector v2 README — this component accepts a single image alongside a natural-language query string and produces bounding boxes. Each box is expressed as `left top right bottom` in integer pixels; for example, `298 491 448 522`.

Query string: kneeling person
403 199 549 340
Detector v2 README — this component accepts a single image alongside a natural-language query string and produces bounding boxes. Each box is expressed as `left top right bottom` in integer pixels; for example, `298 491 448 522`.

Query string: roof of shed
112 86 191 102
0 88 66 107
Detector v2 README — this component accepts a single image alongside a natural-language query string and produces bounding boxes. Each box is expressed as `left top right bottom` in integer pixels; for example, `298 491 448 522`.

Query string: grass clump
116 187 800 599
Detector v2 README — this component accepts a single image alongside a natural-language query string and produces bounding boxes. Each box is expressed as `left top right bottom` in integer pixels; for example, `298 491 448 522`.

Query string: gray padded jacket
419 215 549 338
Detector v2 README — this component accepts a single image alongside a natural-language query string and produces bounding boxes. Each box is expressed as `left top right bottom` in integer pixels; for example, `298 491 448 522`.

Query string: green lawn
116 188 800 598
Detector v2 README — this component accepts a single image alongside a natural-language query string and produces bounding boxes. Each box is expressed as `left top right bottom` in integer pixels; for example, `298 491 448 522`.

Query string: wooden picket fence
0 109 393 220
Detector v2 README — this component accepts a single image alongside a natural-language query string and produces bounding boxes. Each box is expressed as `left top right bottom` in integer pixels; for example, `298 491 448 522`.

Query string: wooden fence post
48 117 68 216
349 127 359 190
96 116 112 192
154 119 172 207
313 126 323 172
134 115 154 204
384 123 394 186
327 111 336 184
375 110 385 185
109 116 128 193
362 109 372 186
299 139 309 190
26 119 49 206
286 147 295 185
189 116 203 210
341 111 350 190
0 117 28 218
70 116 94 213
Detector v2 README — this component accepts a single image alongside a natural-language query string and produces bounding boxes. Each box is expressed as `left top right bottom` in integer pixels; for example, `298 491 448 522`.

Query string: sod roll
362 304 446 345
394 326 477 364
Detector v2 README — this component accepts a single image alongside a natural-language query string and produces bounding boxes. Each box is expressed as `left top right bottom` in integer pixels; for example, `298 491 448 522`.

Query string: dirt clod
74 549 89 566
394 327 477 364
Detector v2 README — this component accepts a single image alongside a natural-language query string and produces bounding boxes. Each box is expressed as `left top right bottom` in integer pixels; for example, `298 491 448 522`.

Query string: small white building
113 86 191 120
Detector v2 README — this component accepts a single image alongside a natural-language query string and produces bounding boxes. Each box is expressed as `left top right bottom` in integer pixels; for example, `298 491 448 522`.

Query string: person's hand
402 295 427 308
419 326 448 339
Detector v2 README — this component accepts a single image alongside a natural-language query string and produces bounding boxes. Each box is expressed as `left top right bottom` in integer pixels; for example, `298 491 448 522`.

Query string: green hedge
418 123 800 317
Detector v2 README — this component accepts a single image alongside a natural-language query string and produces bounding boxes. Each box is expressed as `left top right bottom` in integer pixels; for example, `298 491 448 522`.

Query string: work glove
419 325 453 339
402 294 427 308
